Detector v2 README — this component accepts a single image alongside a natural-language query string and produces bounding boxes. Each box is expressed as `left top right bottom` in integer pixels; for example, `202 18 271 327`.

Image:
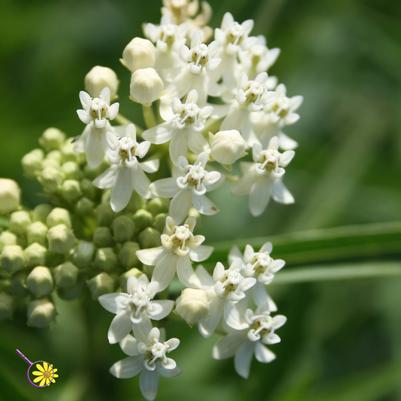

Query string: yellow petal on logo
35 363 44 372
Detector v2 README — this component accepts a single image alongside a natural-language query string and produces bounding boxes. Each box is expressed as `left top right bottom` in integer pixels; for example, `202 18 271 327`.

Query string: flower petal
234 341 254 379
108 311 131 344
142 124 172 144
169 131 188 165
176 255 201 287
198 297 223 337
249 179 272 217
272 180 294 204
213 334 245 360
139 369 160 401
192 194 219 215
120 334 140 356
189 245 213 262
255 342 276 363
132 164 151 199
150 178 179 198
111 166 134 212
137 247 164 266
110 356 144 379
151 252 177 291
98 293 130 314
169 189 192 224
149 300 174 320
93 167 118 189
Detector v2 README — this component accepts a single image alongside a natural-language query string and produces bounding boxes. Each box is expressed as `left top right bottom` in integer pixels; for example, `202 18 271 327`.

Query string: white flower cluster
71 1 302 399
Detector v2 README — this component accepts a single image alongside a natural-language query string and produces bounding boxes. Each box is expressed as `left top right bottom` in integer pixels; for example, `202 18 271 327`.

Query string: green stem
142 105 157 128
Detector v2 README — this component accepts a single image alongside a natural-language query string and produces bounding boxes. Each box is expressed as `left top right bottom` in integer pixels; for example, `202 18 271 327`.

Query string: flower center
257 149 280 173
191 44 209 68
118 137 137 161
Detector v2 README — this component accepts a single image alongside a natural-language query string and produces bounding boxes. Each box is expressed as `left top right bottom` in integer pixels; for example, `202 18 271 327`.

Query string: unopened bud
21 149 44 178
176 288 210 325
39 128 66 151
38 166 62 191
112 215 135 243
120 268 143 292
26 222 48 245
32 204 52 223
95 203 115 227
61 162 82 180
80 179 97 200
0 179 21 215
85 65 119 98
9 211 31 234
61 140 80 163
54 262 79 288
61 179 82 202
0 292 13 320
147 198 168 215
93 227 114 248
24 243 47 268
72 241 95 267
210 130 248 165
119 241 140 268
138 227 161 248
87 272 114 299
122 37 156 72
75 197 95 216
130 68 164 106
153 213 167 232
46 208 71 228
0 231 17 252
47 224 75 254
26 266 53 297
27 298 56 328
1 245 25 273
133 209 153 232
94 248 118 272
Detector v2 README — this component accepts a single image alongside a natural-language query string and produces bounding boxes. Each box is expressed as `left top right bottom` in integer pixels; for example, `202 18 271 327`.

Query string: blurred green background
1 0 401 400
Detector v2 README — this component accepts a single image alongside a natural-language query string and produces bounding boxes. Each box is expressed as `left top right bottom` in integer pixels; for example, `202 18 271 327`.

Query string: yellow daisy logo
31 362 59 387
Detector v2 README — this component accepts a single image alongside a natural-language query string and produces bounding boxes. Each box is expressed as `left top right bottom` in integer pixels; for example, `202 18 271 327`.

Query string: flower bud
61 161 82 180
26 266 53 297
120 268 143 292
122 37 156 72
118 241 140 268
61 179 82 202
32 204 52 223
72 241 95 268
0 179 21 215
54 262 79 288
39 128 65 151
210 130 248 165
112 215 135 243
57 283 82 300
85 65 119 98
138 227 161 248
0 292 13 320
26 222 48 245
126 193 146 212
24 243 47 268
21 149 44 178
133 209 153 232
153 213 167 233
61 140 80 162
0 231 17 252
9 210 31 234
95 203 115 227
75 197 95 216
130 68 164 106
176 288 210 325
10 271 27 296
80 179 97 200
46 208 71 228
146 198 168 215
93 227 114 248
46 150 63 163
1 245 25 273
38 166 63 191
94 248 118 272
47 224 75 254
87 272 114 299
27 298 56 328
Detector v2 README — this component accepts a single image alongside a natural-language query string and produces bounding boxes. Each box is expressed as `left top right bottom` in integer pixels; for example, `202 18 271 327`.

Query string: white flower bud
24 243 47 268
32 204 52 223
54 262 79 288
27 298 56 328
112 215 135 243
46 208 71 228
26 266 54 297
26 222 48 245
61 161 82 180
122 37 156 72
130 68 164 106
94 248 118 272
72 241 95 268
21 149 44 178
84 65 119 98
176 288 210 325
39 128 66 151
87 272 114 299
9 211 31 234
210 130 248 165
1 245 25 273
0 179 21 215
47 224 75 254
0 231 17 252
38 166 63 191
60 179 82 202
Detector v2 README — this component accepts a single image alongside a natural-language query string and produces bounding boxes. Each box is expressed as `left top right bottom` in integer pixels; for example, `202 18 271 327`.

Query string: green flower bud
57 283 82 300
112 215 135 243
95 203 114 226
75 197 95 216
54 262 79 288
0 179 21 215
146 198 168 216
138 227 161 248
94 248 117 272
118 241 140 268
1 245 25 273
46 208 71 228
61 161 82 180
126 193 145 212
153 213 167 233
38 166 62 191
93 227 113 248
26 222 48 245
24 243 47 267
72 241 95 268
120 268 143 292
47 224 75 254
87 272 114 299
9 211 31 234
80 179 97 200
133 209 153 232
61 140 79 162
61 179 82 202
39 127 65 151
10 271 27 296
32 204 52 223
0 231 17 252
26 266 53 297
27 298 56 328
21 149 44 178
0 292 13 320
176 288 210 326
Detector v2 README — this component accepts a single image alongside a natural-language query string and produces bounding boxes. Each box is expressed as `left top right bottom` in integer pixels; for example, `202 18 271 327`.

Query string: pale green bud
118 241 140 268
93 227 113 248
122 37 156 72
61 161 82 180
85 65 119 98
26 222 48 245
94 248 117 272
75 198 95 216
27 298 56 328
112 215 135 243
54 262 79 288
120 268 143 292
24 243 47 268
80 179 97 200
0 292 13 320
61 179 82 202
0 179 21 215
126 193 145 212
87 272 114 299
130 68 163 106
1 245 25 273
133 209 153 232
46 208 71 228
21 149 44 178
138 227 161 248
46 149 63 162
72 241 95 268
9 210 31 234
32 204 52 223
146 198 168 216
39 127 65 151
0 231 17 252
153 213 167 233
210 130 248 165
26 266 53 297
38 165 62 191
95 203 114 226
47 224 75 254
176 288 209 326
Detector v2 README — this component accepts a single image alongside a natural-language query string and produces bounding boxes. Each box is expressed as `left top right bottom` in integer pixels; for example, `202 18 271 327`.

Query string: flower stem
142 105 157 128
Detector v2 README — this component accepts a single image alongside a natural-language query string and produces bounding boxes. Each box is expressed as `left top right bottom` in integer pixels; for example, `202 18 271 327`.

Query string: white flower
209 129 248 165
76 88 119 168
98 274 174 344
143 90 211 164
121 37 156 72
213 301 286 378
130 68 164 106
110 327 180 401
150 152 222 223
232 136 294 216
93 124 158 212
136 216 213 291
